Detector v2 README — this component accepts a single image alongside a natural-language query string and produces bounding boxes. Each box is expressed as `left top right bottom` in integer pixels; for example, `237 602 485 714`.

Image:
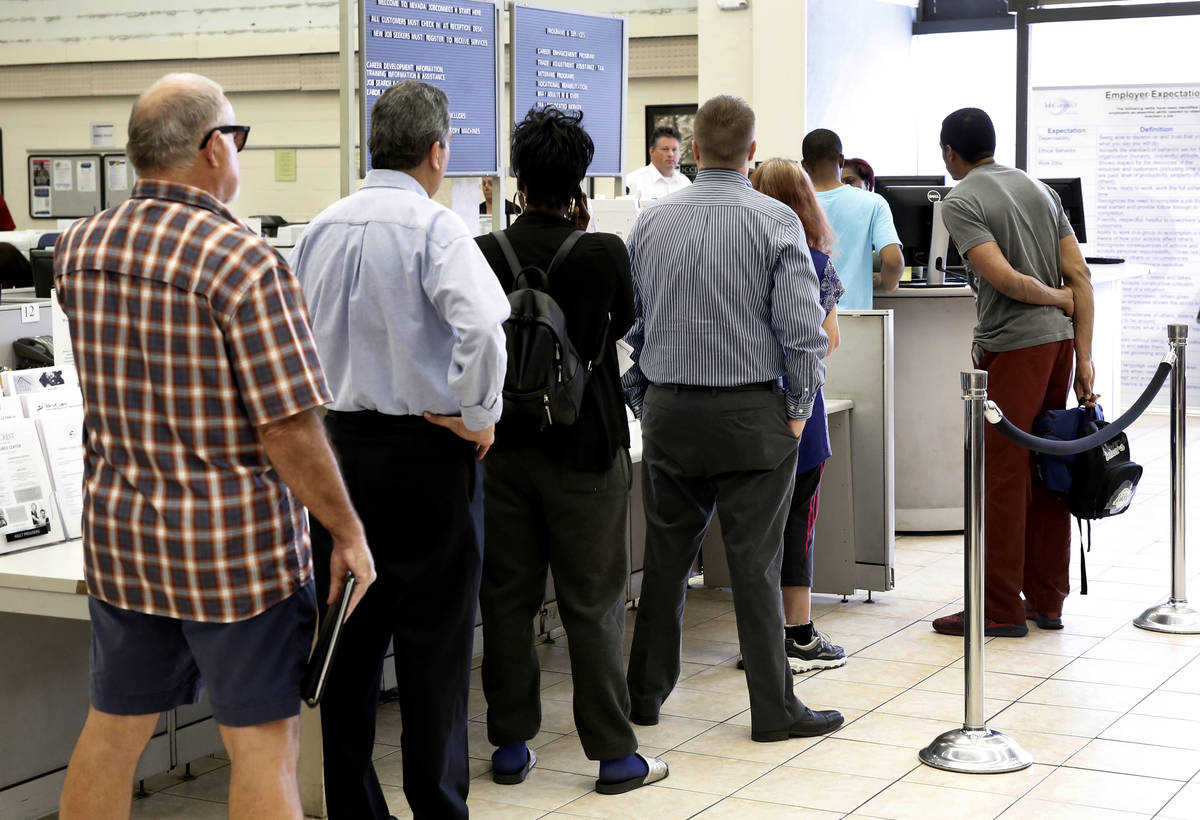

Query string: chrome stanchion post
920 370 1032 773
1136 324 1200 632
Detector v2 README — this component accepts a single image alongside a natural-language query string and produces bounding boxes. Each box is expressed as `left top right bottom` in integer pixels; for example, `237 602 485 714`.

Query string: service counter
876 262 1148 532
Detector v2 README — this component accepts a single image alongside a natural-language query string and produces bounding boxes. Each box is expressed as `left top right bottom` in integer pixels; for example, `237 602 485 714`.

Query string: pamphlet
1 364 79 397
0 418 63 554
20 387 83 418
36 408 84 540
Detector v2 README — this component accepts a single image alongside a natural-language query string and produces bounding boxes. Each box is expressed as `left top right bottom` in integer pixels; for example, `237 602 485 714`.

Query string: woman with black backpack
472 107 668 795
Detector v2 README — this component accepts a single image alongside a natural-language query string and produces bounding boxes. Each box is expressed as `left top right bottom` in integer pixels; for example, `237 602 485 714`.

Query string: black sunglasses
199 125 250 152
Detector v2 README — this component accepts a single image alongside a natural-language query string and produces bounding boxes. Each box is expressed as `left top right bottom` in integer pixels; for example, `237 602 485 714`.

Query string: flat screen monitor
0 244 34 289
1039 177 1086 244
879 185 953 270
30 248 53 296
874 174 945 198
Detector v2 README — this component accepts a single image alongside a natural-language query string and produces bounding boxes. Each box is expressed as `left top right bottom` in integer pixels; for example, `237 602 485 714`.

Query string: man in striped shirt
622 95 844 742
54 73 374 820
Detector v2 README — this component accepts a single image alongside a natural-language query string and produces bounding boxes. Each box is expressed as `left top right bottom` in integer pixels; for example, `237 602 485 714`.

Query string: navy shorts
88 582 316 727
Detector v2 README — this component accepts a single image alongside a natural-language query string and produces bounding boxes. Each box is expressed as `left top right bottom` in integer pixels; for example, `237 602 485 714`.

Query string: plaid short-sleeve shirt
54 179 333 623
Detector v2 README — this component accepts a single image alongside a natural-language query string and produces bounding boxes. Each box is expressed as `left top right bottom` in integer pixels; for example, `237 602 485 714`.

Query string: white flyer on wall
105 157 129 192
52 158 74 191
76 159 98 193
1031 83 1200 409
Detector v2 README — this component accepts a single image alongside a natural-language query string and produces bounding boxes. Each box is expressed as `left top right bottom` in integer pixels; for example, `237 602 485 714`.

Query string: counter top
879 284 973 299
0 538 87 619
0 538 84 595
879 261 1149 300
1 399 859 593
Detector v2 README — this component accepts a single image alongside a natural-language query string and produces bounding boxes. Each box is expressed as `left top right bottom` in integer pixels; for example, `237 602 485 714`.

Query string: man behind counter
624 125 692 202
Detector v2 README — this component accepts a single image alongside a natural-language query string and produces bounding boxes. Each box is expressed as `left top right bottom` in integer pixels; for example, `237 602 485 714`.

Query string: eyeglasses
199 125 250 152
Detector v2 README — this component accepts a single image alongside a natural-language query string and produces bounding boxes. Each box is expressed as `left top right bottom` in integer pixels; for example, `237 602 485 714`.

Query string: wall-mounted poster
30 158 52 217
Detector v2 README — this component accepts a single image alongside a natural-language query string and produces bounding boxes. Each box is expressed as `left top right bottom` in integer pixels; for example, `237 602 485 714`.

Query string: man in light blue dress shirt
291 80 508 820
622 95 843 743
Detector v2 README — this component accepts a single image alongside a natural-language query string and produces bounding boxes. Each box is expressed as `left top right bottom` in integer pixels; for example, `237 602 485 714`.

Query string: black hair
940 108 996 164
510 107 594 211
650 125 682 147
801 128 842 165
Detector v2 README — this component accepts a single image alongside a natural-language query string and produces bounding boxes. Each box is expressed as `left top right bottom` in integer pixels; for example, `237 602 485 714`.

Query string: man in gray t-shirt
931 108 1095 639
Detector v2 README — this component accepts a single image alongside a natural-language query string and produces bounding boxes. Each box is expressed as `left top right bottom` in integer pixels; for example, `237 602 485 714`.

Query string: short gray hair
369 81 450 171
127 73 227 174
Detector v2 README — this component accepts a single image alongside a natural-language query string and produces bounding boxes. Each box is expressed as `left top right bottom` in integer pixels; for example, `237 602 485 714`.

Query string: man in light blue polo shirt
802 129 903 310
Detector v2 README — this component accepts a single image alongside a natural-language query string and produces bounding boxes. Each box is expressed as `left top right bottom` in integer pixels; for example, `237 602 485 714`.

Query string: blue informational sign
359 0 500 176
510 4 627 177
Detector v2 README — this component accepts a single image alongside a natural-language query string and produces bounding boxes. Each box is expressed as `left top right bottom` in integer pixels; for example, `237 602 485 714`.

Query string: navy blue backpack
1033 403 1142 593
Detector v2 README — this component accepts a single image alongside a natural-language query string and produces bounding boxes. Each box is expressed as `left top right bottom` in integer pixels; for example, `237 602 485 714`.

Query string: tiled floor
65 414 1200 818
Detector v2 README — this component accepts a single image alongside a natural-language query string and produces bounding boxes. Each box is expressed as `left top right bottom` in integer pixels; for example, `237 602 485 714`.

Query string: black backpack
1033 404 1142 593
491 230 606 429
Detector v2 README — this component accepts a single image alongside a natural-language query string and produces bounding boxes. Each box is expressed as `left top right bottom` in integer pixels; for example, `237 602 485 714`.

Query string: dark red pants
975 339 1074 625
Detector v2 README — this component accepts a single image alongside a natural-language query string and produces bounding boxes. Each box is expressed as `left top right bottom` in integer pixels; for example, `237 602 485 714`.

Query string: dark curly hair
510 107 595 211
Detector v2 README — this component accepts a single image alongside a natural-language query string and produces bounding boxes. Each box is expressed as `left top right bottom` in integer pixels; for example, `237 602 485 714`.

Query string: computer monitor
1039 177 1086 244
29 248 54 296
874 174 946 198
0 242 33 290
878 185 954 272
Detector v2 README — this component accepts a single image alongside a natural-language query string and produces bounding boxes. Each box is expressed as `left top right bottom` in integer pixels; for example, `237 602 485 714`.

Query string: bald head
127 73 229 175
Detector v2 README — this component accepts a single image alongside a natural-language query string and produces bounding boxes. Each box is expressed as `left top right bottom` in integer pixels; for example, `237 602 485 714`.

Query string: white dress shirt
624 163 692 202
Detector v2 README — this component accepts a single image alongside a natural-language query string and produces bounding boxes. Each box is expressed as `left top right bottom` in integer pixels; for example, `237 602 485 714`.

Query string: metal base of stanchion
1134 601 1200 633
919 727 1033 774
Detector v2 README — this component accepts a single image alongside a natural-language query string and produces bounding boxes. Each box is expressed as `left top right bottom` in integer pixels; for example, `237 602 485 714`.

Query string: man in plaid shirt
54 73 375 820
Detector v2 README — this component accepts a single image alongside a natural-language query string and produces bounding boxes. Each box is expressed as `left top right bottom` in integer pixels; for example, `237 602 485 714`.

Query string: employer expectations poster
510 4 626 177
360 0 499 175
1032 84 1200 408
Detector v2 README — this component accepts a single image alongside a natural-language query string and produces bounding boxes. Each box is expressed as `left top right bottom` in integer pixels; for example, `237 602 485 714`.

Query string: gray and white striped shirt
621 168 827 419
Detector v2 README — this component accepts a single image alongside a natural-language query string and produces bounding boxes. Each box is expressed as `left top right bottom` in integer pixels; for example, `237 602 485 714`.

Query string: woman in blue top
750 158 847 673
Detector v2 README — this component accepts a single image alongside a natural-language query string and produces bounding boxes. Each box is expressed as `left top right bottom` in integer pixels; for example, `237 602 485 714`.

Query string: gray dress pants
627 384 805 736
480 445 639 760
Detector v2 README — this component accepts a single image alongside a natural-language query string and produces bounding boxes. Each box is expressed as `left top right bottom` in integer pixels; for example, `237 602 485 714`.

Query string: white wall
911 29 1016 174
805 0 916 174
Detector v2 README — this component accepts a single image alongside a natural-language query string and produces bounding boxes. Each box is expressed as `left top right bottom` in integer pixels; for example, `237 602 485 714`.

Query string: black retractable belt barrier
988 359 1172 455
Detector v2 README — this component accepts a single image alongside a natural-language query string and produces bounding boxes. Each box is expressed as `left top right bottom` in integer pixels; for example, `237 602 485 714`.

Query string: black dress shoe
750 707 844 742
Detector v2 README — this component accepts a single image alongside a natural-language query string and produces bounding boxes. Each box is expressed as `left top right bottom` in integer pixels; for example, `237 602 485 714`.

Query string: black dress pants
480 446 637 761
312 411 483 820
627 385 804 737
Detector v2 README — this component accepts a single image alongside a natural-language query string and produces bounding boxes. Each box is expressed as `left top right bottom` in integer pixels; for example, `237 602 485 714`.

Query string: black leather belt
658 381 777 393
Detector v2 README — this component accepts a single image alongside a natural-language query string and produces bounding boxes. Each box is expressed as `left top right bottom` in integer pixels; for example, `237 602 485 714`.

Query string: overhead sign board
510 3 627 177
359 0 501 176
